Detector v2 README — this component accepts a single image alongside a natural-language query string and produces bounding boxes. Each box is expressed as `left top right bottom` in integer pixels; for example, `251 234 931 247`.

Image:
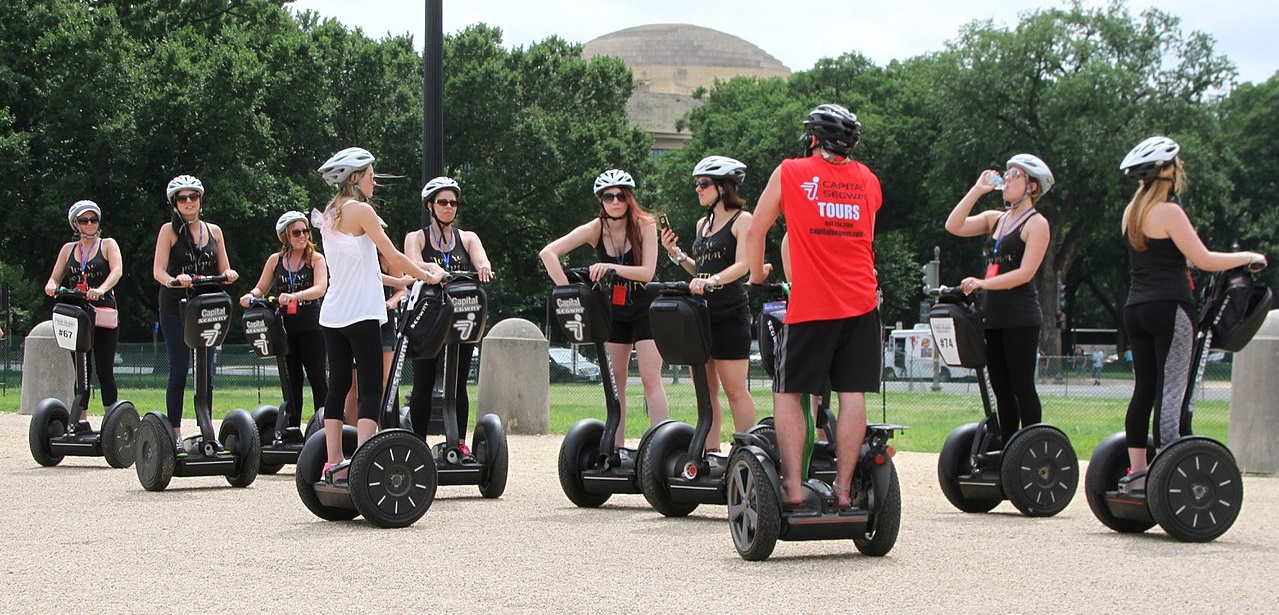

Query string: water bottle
987 173 1005 191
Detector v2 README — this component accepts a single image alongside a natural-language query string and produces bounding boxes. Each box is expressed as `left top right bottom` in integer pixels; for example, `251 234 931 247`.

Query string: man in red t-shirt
746 103 882 509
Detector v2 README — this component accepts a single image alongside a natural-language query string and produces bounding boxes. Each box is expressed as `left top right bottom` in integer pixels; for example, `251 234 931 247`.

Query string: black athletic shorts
772 310 882 396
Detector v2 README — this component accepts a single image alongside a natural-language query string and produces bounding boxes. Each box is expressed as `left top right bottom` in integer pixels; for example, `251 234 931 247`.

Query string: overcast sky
289 0 1276 85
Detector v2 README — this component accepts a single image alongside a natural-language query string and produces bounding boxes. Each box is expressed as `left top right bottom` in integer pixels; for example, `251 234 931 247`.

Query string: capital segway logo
200 323 223 347
449 294 481 314
801 176 821 201
555 296 584 316
244 320 268 335
252 336 272 356
453 313 478 340
196 306 229 325
564 314 586 342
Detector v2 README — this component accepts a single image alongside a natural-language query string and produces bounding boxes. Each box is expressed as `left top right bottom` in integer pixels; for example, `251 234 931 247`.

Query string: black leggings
408 344 476 440
985 326 1042 444
284 328 327 427
89 325 119 407
323 320 384 423
1123 301 1194 449
160 312 215 428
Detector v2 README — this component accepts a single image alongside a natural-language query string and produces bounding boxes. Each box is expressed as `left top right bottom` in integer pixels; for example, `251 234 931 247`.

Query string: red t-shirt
779 155 881 323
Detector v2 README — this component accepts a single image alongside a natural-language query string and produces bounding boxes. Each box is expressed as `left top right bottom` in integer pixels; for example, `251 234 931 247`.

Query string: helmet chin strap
600 206 626 221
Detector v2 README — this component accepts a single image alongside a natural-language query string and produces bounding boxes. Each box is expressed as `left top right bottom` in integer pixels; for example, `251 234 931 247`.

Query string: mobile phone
658 214 672 233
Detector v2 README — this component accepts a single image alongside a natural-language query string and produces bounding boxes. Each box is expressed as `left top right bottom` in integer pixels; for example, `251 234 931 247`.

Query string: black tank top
1126 237 1193 306
981 210 1042 329
158 221 221 315
420 227 472 272
691 210 747 312
64 239 116 309
272 252 322 332
595 222 651 319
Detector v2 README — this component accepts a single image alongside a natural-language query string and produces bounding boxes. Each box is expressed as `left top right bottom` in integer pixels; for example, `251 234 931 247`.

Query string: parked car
550 346 601 383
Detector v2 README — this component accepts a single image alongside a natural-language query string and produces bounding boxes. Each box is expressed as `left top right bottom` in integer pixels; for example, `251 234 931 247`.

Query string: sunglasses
289 228 309 238
599 191 626 204
433 199 460 207
1004 169 1025 181
694 178 715 190
174 193 201 203
76 217 100 225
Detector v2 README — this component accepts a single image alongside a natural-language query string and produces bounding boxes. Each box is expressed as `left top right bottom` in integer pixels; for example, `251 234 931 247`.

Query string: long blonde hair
1125 158 1186 252
323 168 372 226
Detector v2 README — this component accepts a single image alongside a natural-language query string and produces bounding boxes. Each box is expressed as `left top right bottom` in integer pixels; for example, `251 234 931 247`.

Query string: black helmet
803 104 862 157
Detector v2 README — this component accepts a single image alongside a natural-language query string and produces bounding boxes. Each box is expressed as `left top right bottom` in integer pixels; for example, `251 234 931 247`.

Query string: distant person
539 169 669 448
152 175 239 455
746 103 881 510
1116 135 1266 494
944 154 1054 446
660 156 756 451
239 211 329 429
44 200 124 426
1091 347 1104 384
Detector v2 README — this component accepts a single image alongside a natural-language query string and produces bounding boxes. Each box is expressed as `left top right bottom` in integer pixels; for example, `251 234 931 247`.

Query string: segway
553 268 659 507
294 280 443 528
1085 265 1272 542
929 286 1078 517
134 275 261 491
28 287 139 468
726 283 905 561
240 297 324 475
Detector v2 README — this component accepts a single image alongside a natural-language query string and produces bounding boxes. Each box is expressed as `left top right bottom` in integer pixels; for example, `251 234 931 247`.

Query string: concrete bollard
1228 310 1279 474
477 318 549 435
19 320 75 415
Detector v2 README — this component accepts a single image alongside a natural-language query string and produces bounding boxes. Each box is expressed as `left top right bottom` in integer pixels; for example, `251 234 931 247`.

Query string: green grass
3 383 1229 459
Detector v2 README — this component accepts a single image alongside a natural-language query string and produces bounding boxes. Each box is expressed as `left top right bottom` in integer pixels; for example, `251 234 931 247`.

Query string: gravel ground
6 412 1277 614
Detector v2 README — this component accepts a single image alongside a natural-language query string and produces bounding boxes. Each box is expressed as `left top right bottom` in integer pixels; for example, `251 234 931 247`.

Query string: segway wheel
100 401 140 469
348 430 437 528
135 414 175 492
937 423 1001 513
1000 425 1078 517
639 421 699 517
854 461 902 557
250 406 285 475
474 414 509 499
28 399 69 467
727 448 781 561
220 409 261 488
1147 437 1243 543
1084 432 1156 533
303 411 324 439
745 421 778 461
558 419 610 508
295 427 359 521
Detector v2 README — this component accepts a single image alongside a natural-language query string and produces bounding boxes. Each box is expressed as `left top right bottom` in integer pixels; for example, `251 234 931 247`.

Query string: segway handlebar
564 267 618 288
55 286 89 299
245 296 280 310
927 285 982 300
644 280 715 294
169 274 230 287
443 270 491 284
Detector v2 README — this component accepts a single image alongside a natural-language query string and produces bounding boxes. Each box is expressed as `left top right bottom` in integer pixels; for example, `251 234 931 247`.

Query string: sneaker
458 444 477 464
174 438 188 458
1118 470 1147 495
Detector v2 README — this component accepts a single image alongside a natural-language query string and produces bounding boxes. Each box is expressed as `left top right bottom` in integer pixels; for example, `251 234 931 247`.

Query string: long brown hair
598 187 652 263
324 167 372 226
1125 158 1186 252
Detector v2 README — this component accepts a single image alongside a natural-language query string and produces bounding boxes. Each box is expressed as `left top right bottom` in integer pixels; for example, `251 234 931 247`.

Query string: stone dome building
583 24 791 151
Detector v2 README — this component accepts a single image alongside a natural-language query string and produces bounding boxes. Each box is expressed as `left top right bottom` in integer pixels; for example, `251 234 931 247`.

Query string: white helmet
275 211 308 239
692 156 747 185
593 169 635 195
166 175 204 202
421 176 461 201
1120 136 1180 181
68 200 101 231
318 147 375 186
1007 153 1055 197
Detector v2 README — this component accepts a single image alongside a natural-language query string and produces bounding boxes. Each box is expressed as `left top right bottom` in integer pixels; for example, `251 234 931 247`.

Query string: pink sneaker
458 444 477 464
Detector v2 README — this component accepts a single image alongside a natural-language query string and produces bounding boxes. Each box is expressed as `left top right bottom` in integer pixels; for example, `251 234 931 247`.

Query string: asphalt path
6 413 1276 614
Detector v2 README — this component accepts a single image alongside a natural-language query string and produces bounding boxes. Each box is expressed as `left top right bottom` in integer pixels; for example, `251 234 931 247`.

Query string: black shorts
609 312 653 344
380 310 397 352
709 304 751 360
773 311 882 396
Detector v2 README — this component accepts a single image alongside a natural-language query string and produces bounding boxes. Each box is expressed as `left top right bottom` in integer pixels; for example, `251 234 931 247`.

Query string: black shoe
1118 470 1147 495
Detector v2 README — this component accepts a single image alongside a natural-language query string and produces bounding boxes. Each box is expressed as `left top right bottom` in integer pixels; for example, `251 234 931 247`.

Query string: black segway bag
404 288 453 360
756 299 787 379
928 295 986 369
551 283 611 346
242 304 287 358
443 282 489 345
649 292 711 367
181 291 232 349
1201 268 1274 353
51 302 94 353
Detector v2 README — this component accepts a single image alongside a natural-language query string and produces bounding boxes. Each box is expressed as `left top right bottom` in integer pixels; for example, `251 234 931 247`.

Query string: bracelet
711 274 722 285
668 250 687 265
